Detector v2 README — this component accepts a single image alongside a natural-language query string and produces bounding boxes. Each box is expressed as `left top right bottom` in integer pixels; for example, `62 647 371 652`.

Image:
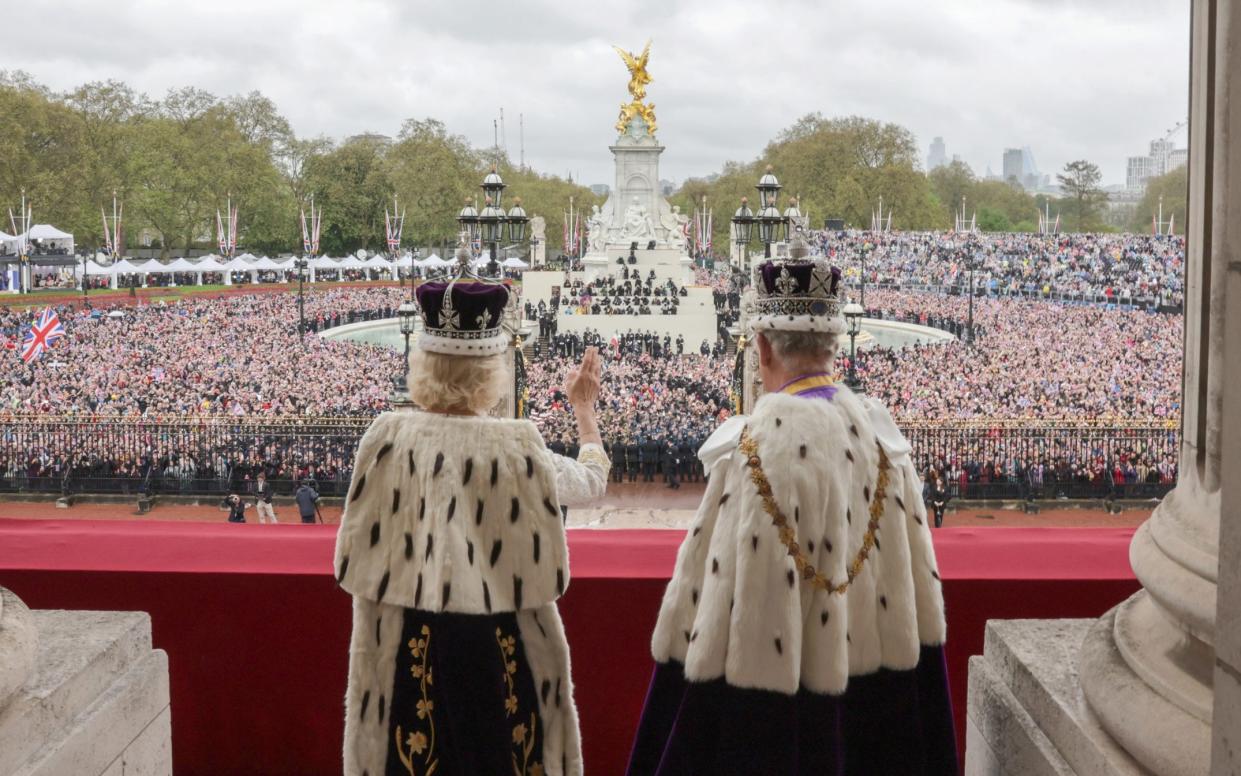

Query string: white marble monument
966 2 1240 773
580 42 693 276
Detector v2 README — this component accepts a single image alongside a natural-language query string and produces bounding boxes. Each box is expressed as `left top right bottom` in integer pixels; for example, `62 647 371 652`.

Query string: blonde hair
408 349 509 414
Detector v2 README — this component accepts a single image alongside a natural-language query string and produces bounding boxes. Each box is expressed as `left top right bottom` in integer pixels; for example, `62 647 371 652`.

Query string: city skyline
1 0 1189 189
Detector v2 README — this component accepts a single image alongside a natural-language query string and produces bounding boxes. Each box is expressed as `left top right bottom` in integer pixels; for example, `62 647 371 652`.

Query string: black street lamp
731 196 754 269
81 253 89 309
755 166 784 258
295 256 309 347
396 300 418 398
843 301 865 389
459 167 528 277
408 248 421 298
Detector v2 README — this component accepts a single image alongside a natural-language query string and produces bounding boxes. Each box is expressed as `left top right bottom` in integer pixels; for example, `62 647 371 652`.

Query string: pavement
0 481 1151 529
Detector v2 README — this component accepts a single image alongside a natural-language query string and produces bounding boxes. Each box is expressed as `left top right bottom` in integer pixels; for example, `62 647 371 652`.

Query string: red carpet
0 520 1140 775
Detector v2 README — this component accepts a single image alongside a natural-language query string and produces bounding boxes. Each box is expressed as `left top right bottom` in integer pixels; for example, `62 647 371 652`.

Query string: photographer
226 493 247 523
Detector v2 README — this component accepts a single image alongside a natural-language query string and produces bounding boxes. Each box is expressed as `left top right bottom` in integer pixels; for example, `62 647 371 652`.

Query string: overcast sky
3 0 1189 188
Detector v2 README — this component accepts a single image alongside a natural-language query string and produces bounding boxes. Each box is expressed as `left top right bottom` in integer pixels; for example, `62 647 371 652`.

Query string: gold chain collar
737 425 890 595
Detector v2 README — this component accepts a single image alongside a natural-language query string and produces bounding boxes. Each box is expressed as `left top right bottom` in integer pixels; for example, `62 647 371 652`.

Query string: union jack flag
21 307 65 364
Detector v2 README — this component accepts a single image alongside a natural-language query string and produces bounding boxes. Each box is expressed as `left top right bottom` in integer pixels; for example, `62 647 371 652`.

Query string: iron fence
0 415 1179 501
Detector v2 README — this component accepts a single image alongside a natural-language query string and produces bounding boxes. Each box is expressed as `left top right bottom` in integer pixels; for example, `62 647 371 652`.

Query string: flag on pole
21 307 66 364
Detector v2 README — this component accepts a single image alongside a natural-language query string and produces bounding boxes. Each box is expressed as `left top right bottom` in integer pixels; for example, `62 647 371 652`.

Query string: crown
749 230 844 334
415 274 512 357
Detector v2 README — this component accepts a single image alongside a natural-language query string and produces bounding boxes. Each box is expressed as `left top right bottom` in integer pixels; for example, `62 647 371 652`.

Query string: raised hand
565 346 602 408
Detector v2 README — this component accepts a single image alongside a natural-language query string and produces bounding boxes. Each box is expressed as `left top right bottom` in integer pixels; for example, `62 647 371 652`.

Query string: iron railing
0 415 1179 501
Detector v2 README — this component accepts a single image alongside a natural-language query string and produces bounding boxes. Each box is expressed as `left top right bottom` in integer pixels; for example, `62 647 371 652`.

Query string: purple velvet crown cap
756 260 842 298
415 280 511 333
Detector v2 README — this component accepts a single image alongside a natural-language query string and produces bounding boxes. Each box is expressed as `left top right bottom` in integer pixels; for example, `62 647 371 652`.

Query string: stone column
1076 1 1239 773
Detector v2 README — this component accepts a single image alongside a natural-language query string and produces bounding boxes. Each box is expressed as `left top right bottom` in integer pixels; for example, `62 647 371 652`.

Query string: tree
928 160 976 227
1056 160 1107 231
1131 165 1187 234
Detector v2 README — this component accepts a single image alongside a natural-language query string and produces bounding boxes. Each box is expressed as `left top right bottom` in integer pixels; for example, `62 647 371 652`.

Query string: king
626 232 958 775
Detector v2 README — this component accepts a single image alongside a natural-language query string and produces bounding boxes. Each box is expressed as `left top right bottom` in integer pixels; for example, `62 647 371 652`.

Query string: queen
623 196 655 241
335 252 607 776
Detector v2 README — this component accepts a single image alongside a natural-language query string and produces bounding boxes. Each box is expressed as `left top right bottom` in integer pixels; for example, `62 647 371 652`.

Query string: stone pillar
1209 1 1240 770
1078 2 1238 773
966 2 1239 774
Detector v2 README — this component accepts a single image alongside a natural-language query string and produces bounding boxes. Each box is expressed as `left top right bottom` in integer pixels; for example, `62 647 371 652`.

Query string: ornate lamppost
294 256 309 347
395 300 418 400
732 166 791 263
731 196 754 271
843 301 864 389
458 167 528 277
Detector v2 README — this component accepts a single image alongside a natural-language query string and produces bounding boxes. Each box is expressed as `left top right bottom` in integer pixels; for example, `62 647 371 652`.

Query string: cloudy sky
3 0 1189 188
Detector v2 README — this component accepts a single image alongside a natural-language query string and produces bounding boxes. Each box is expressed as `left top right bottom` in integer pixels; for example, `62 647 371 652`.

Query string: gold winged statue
614 40 657 135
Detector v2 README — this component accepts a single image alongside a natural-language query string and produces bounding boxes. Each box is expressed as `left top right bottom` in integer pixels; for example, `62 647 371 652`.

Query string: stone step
0 610 171 776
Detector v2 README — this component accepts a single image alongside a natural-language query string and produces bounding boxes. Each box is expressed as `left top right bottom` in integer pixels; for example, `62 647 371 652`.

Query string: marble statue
622 197 655 241
586 206 607 254
660 205 689 251
530 214 546 242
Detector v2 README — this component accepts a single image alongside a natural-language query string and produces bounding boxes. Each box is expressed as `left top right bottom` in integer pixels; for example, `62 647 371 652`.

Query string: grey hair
759 329 840 365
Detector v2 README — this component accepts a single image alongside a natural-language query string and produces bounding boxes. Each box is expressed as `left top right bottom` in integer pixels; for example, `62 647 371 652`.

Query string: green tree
1130 165 1187 234
928 160 976 227
302 137 392 255
1056 160 1107 231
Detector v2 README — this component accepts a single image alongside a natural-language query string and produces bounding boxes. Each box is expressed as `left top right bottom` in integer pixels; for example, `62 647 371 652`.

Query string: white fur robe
650 387 947 696
335 410 606 776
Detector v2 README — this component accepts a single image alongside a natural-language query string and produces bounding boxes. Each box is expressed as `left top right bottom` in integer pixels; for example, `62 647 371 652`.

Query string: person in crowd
254 471 277 524
333 255 607 776
226 492 247 523
628 245 955 775
930 471 950 528
295 479 320 524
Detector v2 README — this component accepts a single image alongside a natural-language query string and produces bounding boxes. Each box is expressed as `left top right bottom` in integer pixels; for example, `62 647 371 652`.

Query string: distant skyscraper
1002 148 1024 184
927 137 947 171
1127 156 1157 191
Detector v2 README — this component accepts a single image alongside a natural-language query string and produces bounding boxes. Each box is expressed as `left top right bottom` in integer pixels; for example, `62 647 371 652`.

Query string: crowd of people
814 231 1184 309
0 227 1190 500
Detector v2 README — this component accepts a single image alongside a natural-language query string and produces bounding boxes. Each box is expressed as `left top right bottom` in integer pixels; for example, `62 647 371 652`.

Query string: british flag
21 307 66 364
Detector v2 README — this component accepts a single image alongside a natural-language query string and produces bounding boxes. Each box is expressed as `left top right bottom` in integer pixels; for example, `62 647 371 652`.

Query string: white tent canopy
109 259 145 274
418 254 451 268
502 257 529 269
310 256 342 270
24 224 73 241
192 256 230 272
363 255 393 269
84 260 111 275
252 256 287 270
165 258 201 272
